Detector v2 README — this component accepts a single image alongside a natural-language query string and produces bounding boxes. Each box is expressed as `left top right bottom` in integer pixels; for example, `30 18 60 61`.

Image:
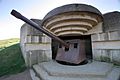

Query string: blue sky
0 0 120 40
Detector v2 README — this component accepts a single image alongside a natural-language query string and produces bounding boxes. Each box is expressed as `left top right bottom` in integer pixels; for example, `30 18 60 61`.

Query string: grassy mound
0 39 26 77
0 38 19 51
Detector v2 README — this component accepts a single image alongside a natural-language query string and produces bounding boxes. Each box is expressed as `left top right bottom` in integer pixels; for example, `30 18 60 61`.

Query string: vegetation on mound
0 38 19 50
0 38 26 77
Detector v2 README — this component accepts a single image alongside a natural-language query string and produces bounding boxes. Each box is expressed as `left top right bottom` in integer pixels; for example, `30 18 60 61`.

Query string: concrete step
33 64 49 80
30 69 40 80
39 61 113 78
32 61 120 80
106 67 120 80
33 64 105 80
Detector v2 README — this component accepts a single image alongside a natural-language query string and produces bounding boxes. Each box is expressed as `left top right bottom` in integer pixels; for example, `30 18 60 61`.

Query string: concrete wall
27 49 52 67
20 12 120 67
86 20 120 65
20 24 28 65
85 22 103 35
103 11 120 32
20 19 52 67
24 35 52 67
91 30 120 65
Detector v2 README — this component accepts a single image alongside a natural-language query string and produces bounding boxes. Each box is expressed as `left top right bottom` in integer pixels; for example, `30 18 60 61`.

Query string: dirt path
0 69 32 80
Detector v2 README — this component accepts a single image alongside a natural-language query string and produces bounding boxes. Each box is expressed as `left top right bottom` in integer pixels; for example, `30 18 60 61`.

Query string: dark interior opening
56 60 88 66
52 35 92 65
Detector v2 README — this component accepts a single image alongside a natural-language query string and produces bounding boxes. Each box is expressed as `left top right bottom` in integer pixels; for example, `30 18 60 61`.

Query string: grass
0 38 19 48
0 38 26 77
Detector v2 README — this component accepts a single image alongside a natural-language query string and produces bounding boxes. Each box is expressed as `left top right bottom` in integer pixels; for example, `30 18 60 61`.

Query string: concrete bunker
42 4 102 65
20 4 120 67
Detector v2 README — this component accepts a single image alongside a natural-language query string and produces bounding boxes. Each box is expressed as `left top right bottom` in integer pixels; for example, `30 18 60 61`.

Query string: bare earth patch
0 69 32 80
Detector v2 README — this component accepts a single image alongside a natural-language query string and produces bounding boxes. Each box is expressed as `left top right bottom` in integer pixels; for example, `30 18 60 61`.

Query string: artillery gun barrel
11 10 69 48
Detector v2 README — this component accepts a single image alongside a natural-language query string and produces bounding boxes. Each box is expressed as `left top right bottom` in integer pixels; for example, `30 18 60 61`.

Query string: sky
0 0 120 40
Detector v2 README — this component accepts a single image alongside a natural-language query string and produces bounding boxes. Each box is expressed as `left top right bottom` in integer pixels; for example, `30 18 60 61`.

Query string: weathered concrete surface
32 61 120 80
25 43 51 51
26 50 52 67
30 69 40 80
85 22 103 35
103 11 120 32
91 30 120 65
42 4 103 22
39 61 113 77
20 20 52 67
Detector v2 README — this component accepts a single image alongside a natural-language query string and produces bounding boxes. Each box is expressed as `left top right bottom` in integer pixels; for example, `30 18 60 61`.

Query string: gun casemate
11 4 102 64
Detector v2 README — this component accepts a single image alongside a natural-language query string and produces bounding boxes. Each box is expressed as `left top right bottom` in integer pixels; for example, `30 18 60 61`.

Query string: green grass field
0 38 19 48
0 38 26 77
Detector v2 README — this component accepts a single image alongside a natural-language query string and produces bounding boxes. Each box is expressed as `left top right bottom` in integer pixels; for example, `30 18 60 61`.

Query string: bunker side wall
91 30 120 65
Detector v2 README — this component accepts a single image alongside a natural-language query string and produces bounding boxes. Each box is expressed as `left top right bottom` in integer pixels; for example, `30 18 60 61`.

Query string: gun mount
11 10 86 64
